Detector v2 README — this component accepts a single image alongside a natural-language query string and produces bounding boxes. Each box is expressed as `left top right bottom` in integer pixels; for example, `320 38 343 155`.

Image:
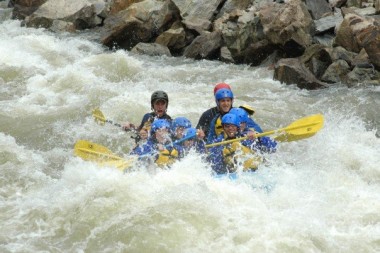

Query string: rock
335 13 380 70
217 0 254 18
50 20 76 33
25 0 100 30
305 0 332 20
243 39 277 66
108 0 143 15
217 9 265 63
346 65 380 87
183 31 222 59
301 44 333 79
259 0 314 56
155 22 187 54
314 10 343 34
172 0 223 32
220 46 235 63
352 6 377 16
10 0 47 20
329 0 347 9
274 57 328 89
321 59 351 83
101 0 181 50
131 42 171 56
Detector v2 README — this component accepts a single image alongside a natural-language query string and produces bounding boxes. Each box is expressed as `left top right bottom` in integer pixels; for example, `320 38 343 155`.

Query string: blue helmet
151 119 171 134
215 88 234 104
183 127 197 140
221 113 240 127
171 117 192 132
229 108 248 123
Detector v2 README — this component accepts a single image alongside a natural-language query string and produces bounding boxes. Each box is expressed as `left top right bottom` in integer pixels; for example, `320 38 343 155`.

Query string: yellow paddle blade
274 114 324 142
205 114 324 148
74 140 123 161
74 140 135 171
92 108 106 125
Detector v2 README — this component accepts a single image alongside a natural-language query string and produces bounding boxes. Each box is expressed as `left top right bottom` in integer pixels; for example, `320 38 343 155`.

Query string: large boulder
24 0 104 30
214 9 265 63
183 31 222 59
259 0 314 57
335 13 380 69
171 0 223 33
9 0 47 20
101 0 181 50
274 58 328 90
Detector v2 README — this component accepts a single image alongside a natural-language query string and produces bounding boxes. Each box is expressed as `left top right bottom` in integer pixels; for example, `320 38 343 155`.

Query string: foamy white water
1 15 379 253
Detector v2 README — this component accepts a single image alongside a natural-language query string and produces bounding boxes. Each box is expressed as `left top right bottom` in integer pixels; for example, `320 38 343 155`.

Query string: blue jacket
179 140 206 157
130 138 181 164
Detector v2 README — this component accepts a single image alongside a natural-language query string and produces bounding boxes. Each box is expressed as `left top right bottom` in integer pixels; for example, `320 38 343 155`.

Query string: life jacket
214 116 223 136
155 147 179 167
222 141 262 172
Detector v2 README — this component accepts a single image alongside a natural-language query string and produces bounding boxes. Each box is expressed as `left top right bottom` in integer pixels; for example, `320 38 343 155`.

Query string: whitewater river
1 12 379 253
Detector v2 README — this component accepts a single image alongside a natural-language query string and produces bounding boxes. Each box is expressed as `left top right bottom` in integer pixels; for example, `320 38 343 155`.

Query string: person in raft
196 83 232 140
171 116 192 142
178 127 206 157
206 88 235 143
208 113 277 175
123 90 172 143
130 119 181 167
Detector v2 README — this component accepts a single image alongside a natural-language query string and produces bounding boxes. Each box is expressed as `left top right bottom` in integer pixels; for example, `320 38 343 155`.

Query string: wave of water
1 17 379 253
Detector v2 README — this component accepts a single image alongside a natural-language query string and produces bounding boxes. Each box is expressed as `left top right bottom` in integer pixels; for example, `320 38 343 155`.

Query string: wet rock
346 65 380 87
216 9 264 63
108 0 143 15
305 0 332 20
321 59 351 83
274 58 328 89
172 0 223 33
101 0 181 50
10 0 47 20
243 39 277 66
25 0 101 30
259 0 314 56
336 13 380 69
183 31 222 60
301 44 333 79
314 10 343 34
131 42 171 56
155 22 187 54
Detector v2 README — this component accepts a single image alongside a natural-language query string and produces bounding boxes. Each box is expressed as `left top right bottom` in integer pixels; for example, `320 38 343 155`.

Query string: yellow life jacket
155 148 179 167
143 119 152 132
222 142 262 172
215 116 223 136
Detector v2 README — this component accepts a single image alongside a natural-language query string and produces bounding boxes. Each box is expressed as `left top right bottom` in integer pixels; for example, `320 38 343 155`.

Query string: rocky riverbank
6 0 380 89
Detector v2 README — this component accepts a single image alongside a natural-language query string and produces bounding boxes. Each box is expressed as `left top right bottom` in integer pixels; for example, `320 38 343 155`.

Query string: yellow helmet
239 104 255 115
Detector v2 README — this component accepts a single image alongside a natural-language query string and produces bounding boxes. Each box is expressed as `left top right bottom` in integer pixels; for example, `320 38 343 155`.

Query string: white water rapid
1 14 379 253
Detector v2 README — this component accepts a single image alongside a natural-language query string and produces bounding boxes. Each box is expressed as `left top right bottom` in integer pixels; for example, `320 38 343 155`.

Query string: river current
1 12 379 253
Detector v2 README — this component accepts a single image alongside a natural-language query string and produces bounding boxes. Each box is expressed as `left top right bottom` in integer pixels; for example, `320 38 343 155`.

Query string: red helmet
213 83 231 94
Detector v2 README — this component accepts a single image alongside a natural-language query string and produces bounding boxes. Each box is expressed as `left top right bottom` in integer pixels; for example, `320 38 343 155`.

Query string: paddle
205 114 324 148
93 108 138 134
74 140 136 171
93 108 121 127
